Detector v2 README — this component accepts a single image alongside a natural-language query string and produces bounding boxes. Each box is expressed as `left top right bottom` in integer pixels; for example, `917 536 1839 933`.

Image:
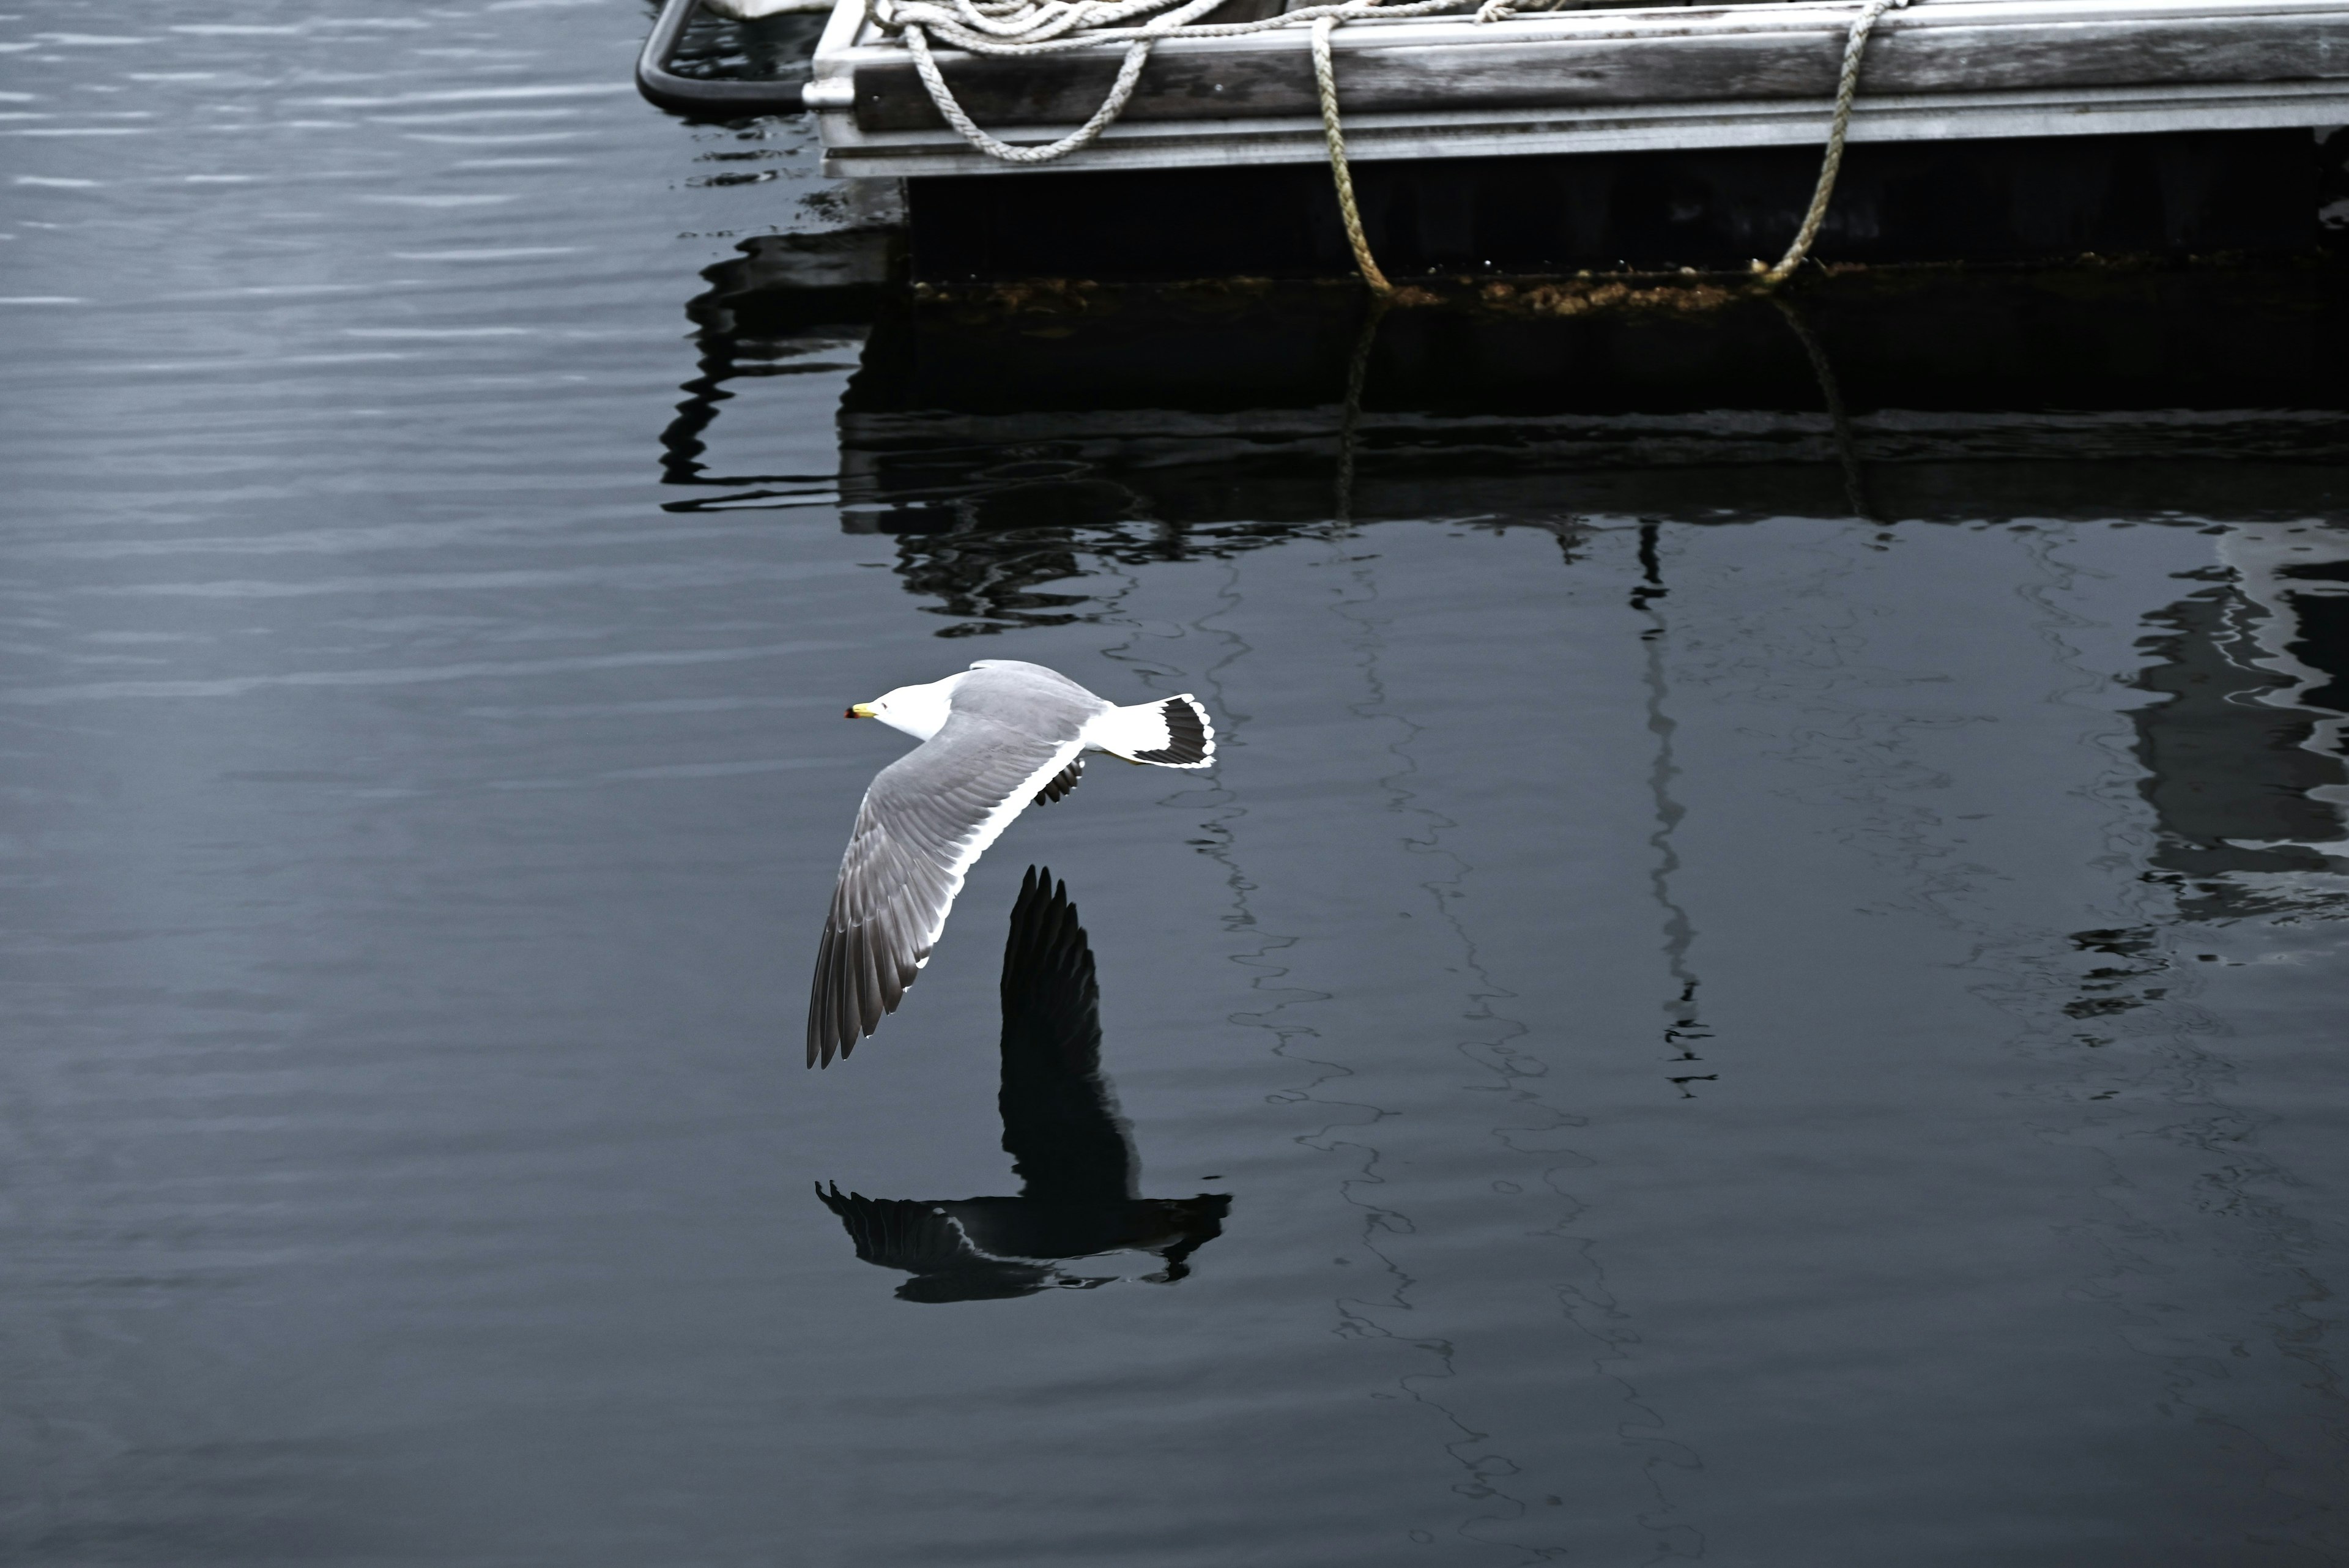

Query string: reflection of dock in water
2126 522 2349 918
820 868 1230 1302
662 251 2349 631
643 0 2347 284
675 258 2349 538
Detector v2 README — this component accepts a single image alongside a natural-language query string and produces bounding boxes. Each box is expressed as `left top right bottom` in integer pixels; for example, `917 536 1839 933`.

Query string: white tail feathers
1093 694 1216 768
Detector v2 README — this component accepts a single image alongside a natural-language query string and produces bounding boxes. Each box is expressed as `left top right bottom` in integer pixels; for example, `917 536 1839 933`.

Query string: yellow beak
846 702 878 719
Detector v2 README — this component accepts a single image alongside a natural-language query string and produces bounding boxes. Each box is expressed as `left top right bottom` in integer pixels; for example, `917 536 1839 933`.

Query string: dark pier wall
841 269 2349 420
908 129 2318 281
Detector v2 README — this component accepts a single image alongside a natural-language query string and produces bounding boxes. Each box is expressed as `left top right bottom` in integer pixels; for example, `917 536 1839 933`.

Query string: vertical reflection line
1324 531 1557 1553
1771 295 1874 524
1167 554 1360 1161
1338 526 1712 1560
1611 524 1712 1562
1334 297 1390 527
1140 524 1702 1557
1636 522 1714 1097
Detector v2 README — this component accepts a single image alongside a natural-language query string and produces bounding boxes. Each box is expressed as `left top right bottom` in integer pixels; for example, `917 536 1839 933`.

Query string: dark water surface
7 4 2349 1564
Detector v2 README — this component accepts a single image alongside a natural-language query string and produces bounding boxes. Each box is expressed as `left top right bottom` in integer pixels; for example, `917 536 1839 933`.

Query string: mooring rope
1753 0 1909 286
871 0 1453 284
874 0 1456 199
1311 15 1391 295
899 7 1198 164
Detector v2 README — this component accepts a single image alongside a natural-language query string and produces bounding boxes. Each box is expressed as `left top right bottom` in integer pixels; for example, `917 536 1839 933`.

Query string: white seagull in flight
809 660 1214 1066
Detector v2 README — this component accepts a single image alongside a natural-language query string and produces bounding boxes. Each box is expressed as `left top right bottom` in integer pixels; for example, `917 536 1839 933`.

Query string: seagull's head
846 679 954 741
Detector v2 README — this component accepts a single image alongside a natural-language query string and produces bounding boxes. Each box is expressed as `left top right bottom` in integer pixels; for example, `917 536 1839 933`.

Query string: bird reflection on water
820 868 1230 1302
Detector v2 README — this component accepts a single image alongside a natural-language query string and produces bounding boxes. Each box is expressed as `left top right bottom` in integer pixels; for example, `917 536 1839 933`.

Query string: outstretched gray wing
809 714 1083 1067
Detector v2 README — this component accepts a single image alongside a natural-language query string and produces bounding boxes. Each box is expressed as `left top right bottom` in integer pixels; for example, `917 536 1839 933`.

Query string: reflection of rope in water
1770 295 1875 523
1330 543 1547 1550
1166 550 1518 1548
1327 538 1703 1558
1334 295 1390 526
1635 522 1716 1100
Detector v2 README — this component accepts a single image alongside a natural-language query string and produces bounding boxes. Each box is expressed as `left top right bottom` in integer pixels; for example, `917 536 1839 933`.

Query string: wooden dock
775 0 2349 178
640 0 2349 274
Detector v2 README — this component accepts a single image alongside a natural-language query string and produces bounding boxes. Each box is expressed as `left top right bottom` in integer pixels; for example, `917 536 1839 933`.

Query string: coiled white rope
899 1 1213 164
877 0 1466 168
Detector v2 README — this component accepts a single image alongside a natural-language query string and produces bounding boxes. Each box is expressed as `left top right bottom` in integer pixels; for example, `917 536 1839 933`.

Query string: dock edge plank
808 0 2349 174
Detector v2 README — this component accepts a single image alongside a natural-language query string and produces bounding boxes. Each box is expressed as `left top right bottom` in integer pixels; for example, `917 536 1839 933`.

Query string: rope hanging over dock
1755 0 1909 286
866 0 1913 291
1311 15 1390 295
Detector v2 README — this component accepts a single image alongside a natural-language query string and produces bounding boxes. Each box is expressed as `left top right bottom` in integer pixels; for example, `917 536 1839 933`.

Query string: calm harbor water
6 3 2349 1564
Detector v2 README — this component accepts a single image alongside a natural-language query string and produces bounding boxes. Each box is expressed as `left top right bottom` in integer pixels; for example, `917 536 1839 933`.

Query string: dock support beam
907 129 2321 281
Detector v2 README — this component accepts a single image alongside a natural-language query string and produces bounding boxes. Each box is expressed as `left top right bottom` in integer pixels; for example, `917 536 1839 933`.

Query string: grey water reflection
2131 527 2349 913
820 868 1230 1301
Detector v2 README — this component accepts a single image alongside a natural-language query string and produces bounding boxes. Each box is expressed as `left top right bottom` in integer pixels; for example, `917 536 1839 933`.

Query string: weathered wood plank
850 10 2349 130
822 78 2349 176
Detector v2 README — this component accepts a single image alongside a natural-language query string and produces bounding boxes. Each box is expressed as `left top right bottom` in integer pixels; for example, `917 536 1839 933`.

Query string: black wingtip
1131 694 1214 768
